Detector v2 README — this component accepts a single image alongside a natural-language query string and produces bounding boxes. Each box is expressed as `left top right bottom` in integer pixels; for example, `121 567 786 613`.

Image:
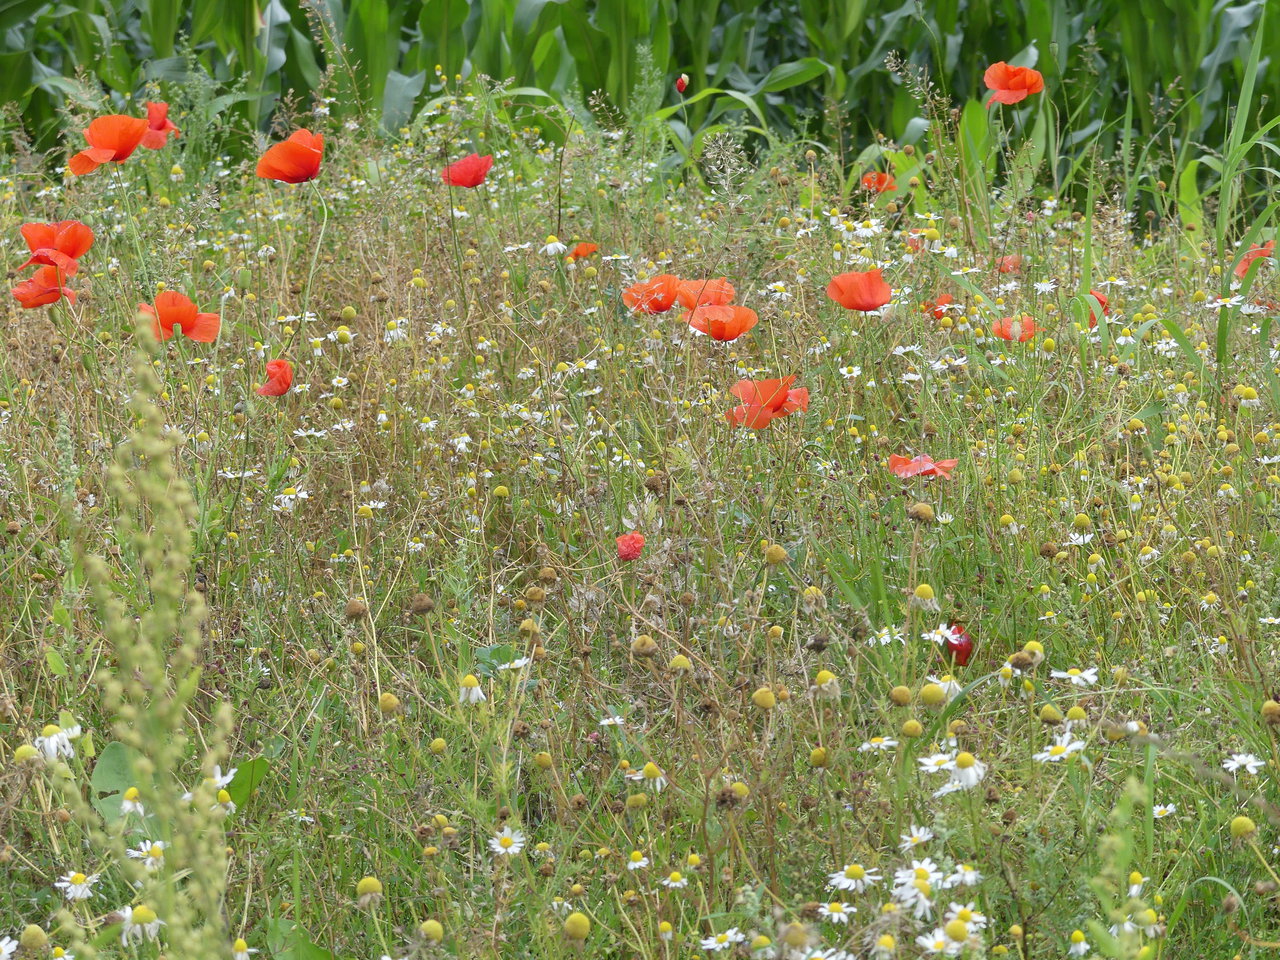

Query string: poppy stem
303 180 329 319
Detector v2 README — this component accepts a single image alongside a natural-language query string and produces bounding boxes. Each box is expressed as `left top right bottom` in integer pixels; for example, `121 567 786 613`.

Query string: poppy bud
676 73 689 93
945 624 974 665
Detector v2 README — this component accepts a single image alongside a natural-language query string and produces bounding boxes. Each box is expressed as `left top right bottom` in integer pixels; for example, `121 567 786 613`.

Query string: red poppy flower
441 153 494 188
140 290 221 343
11 266 75 308
141 102 180 149
984 62 1045 108
623 274 681 313
861 171 896 193
567 242 598 261
616 531 645 561
257 359 294 396
68 115 149 175
996 255 1022 274
726 375 809 429
686 304 758 342
256 129 324 184
19 220 94 276
922 293 954 319
888 453 958 480
1086 289 1110 329
945 624 974 666
991 315 1038 342
675 277 736 309
676 74 689 93
1235 240 1275 278
826 268 892 312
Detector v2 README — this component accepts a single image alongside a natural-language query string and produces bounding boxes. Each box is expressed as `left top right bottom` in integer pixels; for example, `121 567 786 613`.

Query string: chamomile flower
915 929 958 955
54 871 99 901
232 939 258 960
859 736 898 752
1050 667 1098 687
700 928 747 952
459 674 486 703
944 864 982 888
488 827 526 858
1034 732 1086 763
119 905 164 946
944 903 987 929
626 850 649 870
818 902 853 924
1224 752 1264 775
33 723 82 760
121 787 145 816
126 840 167 870
899 826 934 851
827 863 881 893
941 752 987 791
661 870 688 889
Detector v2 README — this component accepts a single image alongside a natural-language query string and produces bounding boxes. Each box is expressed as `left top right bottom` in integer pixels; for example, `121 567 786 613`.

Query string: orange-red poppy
1235 240 1274 278
888 453 958 479
686 304 758 341
19 220 94 276
991 315 1038 342
996 255 1022 273
826 268 891 312
141 291 221 343
676 277 736 309
616 531 645 561
441 153 493 188
861 171 896 193
68 115 149 175
1086 289 1109 329
922 293 954 319
984 62 1045 108
256 129 324 183
11 266 75 308
567 242 598 261
623 274 681 313
141 102 180 149
726 376 809 429
257 359 294 396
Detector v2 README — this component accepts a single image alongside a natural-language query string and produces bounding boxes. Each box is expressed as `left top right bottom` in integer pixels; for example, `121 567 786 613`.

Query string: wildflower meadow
2 5 1280 960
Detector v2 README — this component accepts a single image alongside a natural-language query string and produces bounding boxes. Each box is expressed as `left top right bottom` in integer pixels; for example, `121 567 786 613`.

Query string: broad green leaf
226 757 271 809
91 742 143 796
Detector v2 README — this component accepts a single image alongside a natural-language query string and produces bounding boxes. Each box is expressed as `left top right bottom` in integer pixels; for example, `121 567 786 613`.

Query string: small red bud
676 74 689 94
945 624 974 666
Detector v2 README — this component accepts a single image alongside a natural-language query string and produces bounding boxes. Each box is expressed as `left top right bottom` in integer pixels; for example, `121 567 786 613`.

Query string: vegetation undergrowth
1 44 1279 960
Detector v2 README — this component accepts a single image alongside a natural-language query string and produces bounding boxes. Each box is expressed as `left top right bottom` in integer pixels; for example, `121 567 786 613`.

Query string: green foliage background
2 0 1274 155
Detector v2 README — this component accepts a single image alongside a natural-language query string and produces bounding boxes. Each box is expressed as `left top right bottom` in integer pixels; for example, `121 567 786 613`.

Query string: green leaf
748 57 832 95
226 757 270 809
45 647 68 678
91 742 143 796
267 918 334 960
382 69 425 131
